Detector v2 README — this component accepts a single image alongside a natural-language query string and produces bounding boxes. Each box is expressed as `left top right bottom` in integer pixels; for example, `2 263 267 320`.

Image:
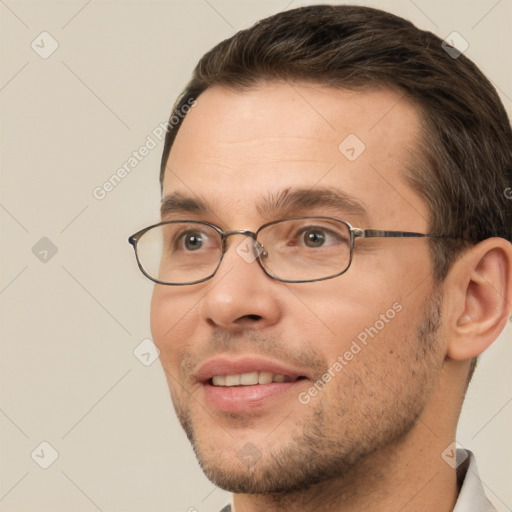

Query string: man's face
151 83 446 493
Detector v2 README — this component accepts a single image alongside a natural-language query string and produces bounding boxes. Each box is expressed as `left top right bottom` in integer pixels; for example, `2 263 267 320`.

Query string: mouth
210 372 305 387
196 357 310 413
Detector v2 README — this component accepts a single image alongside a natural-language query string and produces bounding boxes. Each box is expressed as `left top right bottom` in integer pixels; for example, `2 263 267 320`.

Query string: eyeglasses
128 217 447 285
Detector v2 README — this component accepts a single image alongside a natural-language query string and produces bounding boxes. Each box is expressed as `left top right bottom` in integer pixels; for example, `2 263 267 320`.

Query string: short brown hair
160 4 512 281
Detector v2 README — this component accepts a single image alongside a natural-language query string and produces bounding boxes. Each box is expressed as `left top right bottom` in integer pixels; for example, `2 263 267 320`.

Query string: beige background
1 0 511 511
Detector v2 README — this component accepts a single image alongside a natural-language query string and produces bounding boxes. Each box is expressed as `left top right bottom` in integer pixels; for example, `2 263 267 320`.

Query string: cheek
302 262 430 365
299 273 399 334
150 286 200 368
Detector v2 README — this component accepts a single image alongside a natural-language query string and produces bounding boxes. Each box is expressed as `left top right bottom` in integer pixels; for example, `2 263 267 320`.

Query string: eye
302 229 327 248
258 219 351 256
164 223 221 255
181 232 204 251
295 225 347 248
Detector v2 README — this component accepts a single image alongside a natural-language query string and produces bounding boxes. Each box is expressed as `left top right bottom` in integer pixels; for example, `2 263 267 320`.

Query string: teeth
211 371 296 387
212 375 226 386
258 371 273 384
225 374 241 386
240 372 259 385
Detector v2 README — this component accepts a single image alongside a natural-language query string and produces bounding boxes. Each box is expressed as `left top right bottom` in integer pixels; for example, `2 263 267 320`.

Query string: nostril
242 314 263 322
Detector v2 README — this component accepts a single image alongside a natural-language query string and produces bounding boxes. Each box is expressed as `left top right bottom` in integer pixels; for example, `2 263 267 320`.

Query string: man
129 5 512 511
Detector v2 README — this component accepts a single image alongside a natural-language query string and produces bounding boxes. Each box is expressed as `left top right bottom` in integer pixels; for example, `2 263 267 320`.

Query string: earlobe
445 238 512 362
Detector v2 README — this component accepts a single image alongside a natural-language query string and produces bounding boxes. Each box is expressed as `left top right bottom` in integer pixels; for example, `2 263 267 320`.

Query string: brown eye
302 229 326 247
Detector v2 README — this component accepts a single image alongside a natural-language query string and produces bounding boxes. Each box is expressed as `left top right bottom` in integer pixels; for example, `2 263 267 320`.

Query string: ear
443 238 512 361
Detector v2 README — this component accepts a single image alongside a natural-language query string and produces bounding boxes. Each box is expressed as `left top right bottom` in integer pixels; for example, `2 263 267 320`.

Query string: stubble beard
171 295 442 495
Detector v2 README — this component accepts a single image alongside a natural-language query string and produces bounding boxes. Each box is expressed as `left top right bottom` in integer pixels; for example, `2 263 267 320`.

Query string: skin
150 82 512 512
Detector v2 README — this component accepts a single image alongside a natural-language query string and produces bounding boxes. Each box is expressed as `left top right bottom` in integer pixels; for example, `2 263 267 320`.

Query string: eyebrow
160 187 369 223
256 187 368 222
160 192 208 217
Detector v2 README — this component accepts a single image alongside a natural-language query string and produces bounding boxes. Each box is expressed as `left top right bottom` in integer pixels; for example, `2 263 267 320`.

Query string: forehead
163 82 428 230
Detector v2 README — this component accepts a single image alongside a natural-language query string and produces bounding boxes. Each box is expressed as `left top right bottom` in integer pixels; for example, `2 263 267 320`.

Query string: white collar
453 450 496 512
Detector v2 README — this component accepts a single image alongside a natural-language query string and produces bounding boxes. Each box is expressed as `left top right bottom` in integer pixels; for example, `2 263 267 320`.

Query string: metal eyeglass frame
128 216 449 285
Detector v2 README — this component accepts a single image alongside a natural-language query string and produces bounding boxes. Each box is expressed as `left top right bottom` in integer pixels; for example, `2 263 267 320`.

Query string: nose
199 234 282 330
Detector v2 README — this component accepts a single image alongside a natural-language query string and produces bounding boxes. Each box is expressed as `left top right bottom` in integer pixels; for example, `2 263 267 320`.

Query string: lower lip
203 380 306 413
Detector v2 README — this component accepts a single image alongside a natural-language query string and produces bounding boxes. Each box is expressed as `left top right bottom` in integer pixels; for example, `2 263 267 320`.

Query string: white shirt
453 450 496 512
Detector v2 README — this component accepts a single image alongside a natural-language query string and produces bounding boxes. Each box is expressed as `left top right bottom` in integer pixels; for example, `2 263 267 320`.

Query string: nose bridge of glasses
222 230 267 258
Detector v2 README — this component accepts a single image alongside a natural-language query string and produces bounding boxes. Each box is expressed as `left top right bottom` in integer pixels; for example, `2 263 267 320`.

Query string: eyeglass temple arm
353 229 448 239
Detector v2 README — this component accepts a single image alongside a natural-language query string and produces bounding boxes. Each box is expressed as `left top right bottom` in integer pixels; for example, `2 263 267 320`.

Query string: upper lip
196 356 311 383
